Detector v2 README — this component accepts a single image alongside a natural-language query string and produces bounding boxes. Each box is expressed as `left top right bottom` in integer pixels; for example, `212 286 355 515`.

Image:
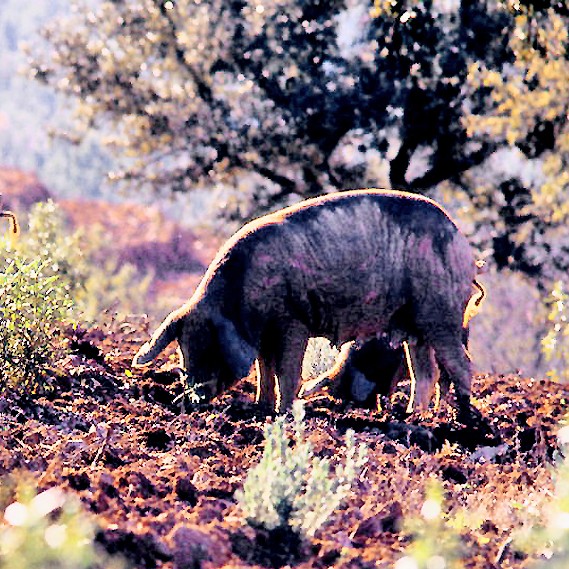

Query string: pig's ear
213 314 256 378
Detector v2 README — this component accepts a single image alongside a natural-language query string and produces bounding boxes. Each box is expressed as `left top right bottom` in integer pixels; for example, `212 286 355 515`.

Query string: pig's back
215 190 475 343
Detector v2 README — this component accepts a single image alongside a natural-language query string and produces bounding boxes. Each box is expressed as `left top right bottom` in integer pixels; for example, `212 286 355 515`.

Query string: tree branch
410 141 498 190
155 1 216 105
389 139 418 190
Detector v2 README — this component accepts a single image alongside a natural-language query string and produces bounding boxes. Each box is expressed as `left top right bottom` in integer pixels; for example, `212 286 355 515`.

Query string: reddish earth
0 325 566 568
0 167 223 312
0 167 52 211
58 197 221 309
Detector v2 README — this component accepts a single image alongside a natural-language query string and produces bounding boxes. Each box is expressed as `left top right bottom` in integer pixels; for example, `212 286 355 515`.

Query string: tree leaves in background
28 0 569 288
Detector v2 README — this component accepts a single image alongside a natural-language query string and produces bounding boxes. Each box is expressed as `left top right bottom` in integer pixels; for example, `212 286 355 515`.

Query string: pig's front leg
255 357 277 410
274 322 310 413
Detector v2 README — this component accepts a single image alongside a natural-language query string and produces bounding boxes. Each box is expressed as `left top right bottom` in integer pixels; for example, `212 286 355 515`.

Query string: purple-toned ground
0 324 566 569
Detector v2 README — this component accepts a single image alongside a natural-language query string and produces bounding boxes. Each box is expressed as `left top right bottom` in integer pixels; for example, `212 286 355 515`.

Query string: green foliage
29 1 508 214
541 282 569 382
515 425 569 567
302 337 339 381
395 478 465 569
462 3 569 284
0 200 152 391
0 478 124 569
10 200 86 300
6 200 151 324
465 4 569 224
28 0 569 285
236 400 367 538
0 248 73 391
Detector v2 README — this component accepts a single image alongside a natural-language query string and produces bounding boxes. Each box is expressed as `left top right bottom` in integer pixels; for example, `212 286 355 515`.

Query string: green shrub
0 201 80 391
11 200 86 300
541 281 569 382
515 424 569 567
395 478 465 569
0 478 124 569
0 200 152 391
301 337 339 381
0 251 73 391
5 200 151 325
236 400 367 538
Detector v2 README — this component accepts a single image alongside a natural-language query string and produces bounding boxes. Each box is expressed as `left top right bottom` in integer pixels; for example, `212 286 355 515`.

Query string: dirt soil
0 323 567 569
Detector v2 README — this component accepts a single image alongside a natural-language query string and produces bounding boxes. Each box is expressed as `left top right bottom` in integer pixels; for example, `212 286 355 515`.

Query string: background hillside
0 0 112 200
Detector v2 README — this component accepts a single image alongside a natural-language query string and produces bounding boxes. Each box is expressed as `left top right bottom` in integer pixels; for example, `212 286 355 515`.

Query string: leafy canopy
31 1 507 203
30 0 569 285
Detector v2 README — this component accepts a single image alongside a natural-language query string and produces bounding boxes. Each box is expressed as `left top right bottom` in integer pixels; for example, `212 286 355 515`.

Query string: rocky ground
0 321 567 569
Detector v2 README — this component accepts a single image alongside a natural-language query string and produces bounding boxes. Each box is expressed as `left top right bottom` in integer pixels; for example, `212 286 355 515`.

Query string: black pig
133 189 480 422
308 337 407 409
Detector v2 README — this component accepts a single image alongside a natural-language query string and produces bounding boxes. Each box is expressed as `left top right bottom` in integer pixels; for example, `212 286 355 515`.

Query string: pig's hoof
457 401 483 424
457 405 499 444
254 400 277 417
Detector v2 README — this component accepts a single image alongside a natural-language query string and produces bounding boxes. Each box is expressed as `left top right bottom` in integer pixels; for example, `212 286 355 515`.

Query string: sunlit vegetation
236 401 367 538
0 249 72 391
463 3 569 287
0 477 124 569
542 282 569 383
2 200 152 324
0 200 151 391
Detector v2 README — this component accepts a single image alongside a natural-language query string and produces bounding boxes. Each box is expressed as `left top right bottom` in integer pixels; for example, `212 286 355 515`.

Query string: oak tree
31 0 569 285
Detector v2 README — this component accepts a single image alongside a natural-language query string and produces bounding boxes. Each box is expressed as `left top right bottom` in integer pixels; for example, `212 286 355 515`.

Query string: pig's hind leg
427 333 480 425
414 292 479 424
407 342 438 414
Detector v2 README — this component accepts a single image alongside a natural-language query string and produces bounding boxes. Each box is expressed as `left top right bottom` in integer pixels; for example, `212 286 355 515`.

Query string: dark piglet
133 189 481 423
301 337 407 409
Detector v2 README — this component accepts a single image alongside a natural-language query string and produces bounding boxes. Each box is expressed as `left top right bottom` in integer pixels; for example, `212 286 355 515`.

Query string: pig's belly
317 302 393 346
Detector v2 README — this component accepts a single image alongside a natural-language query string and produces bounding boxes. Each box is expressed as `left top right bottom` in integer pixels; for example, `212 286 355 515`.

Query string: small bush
0 201 79 391
236 400 367 539
6 200 151 325
0 252 72 391
395 478 465 569
12 200 86 299
0 200 153 391
0 479 124 569
541 281 569 382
